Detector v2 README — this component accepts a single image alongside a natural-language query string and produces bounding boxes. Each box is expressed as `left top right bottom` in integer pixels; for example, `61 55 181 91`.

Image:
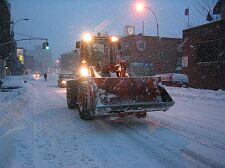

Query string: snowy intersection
0 75 225 168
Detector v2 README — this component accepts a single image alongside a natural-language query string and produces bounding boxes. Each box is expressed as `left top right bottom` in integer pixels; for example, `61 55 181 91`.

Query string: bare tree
190 0 218 21
59 50 80 73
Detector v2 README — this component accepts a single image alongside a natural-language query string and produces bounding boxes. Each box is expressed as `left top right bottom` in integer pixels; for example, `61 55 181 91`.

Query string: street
0 75 223 168
0 1 224 167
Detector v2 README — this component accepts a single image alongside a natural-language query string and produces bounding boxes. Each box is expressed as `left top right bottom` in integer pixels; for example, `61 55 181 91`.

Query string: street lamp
11 18 29 37
136 2 161 72
136 2 145 12
9 18 29 75
136 2 159 37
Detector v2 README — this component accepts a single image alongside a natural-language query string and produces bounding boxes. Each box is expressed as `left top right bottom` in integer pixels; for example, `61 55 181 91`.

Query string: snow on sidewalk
149 86 225 167
0 75 34 168
166 86 225 102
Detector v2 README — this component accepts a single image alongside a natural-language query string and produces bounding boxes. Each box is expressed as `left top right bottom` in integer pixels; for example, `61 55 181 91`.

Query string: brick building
0 0 10 78
121 35 182 76
182 20 225 90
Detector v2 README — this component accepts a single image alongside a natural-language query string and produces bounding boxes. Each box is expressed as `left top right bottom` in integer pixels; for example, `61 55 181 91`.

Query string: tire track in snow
30 80 101 168
181 148 225 168
107 119 190 168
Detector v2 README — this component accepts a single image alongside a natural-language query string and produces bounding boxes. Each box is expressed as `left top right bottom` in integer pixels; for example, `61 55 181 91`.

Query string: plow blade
86 77 175 117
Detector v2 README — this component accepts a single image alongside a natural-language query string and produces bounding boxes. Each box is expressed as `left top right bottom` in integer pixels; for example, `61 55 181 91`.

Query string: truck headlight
80 67 89 77
61 80 67 84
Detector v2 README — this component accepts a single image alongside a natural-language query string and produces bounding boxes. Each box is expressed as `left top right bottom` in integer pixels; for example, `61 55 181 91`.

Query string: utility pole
142 20 145 36
9 18 29 75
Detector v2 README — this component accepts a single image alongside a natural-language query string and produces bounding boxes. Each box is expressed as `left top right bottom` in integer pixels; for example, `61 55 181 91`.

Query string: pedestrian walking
44 72 47 81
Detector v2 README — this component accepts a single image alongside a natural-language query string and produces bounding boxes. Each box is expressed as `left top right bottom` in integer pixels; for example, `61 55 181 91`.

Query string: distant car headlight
33 74 40 78
80 67 89 77
61 80 67 84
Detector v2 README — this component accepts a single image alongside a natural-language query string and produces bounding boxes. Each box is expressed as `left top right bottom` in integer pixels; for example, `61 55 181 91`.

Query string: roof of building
183 20 225 32
121 34 182 41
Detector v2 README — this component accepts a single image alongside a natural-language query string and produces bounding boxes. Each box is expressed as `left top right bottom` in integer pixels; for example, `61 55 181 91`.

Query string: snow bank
0 75 35 168
0 75 33 109
150 86 225 167
1 76 25 87
166 86 225 102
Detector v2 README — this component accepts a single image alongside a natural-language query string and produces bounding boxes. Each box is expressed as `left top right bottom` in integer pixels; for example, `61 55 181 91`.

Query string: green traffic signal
45 42 49 50
42 41 50 50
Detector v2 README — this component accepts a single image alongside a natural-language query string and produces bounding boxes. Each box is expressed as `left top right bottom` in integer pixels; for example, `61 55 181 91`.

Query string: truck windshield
86 40 111 66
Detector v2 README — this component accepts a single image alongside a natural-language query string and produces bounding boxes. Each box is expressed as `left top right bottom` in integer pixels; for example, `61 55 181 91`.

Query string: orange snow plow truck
66 34 175 120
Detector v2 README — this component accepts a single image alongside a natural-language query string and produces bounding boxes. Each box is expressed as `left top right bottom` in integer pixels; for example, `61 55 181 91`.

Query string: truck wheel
66 80 78 109
78 92 94 120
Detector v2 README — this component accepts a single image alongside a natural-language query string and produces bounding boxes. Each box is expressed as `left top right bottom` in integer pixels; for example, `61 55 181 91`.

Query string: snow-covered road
1 75 225 168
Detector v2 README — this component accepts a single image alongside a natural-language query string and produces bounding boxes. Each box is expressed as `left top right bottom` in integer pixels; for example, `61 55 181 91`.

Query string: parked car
58 73 75 88
155 73 189 87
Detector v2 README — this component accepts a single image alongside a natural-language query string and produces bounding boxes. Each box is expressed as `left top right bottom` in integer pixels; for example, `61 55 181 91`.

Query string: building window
0 47 3 58
0 28 3 41
122 42 130 52
196 39 225 63
217 40 225 62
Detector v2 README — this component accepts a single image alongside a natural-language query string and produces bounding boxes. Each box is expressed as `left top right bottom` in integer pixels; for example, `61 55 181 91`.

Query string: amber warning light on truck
83 33 92 42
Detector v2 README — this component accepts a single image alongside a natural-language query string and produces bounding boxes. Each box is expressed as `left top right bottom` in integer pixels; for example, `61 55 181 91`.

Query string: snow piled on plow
97 89 117 103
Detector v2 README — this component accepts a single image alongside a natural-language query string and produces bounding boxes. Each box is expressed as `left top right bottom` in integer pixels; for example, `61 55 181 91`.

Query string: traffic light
76 41 80 48
42 41 50 50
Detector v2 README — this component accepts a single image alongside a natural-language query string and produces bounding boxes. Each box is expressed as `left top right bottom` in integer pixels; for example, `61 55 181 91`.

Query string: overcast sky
8 0 211 61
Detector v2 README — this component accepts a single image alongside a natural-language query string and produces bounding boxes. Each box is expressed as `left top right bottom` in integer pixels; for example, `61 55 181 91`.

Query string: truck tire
78 90 94 120
66 80 78 109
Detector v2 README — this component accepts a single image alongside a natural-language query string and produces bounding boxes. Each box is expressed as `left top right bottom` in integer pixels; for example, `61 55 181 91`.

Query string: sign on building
124 25 135 36
17 48 24 64
182 56 188 67
135 35 146 52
